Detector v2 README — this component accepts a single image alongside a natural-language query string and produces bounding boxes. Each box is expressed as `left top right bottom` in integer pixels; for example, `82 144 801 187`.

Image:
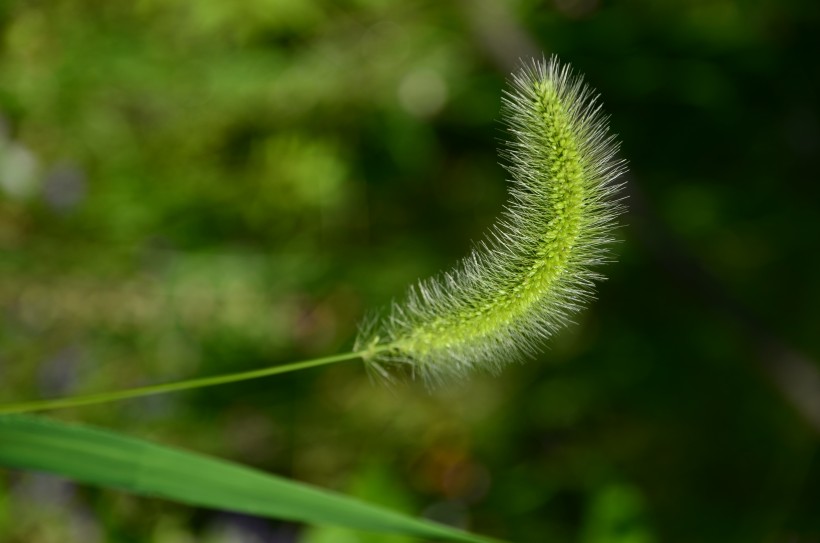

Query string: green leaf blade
0 415 498 543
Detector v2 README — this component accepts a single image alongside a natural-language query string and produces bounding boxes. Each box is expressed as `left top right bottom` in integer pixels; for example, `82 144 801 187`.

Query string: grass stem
0 350 375 415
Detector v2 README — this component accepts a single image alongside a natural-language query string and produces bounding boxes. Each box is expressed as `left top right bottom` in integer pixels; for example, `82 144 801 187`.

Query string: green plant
357 59 625 383
0 57 625 541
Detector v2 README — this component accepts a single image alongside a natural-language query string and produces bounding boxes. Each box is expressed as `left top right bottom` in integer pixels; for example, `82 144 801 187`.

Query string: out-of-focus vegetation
1 0 819 542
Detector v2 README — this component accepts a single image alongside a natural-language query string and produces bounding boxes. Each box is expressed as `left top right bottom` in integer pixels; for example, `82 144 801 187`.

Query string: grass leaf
0 415 499 543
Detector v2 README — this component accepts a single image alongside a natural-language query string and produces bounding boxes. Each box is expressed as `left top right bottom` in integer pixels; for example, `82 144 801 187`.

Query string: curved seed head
357 56 627 384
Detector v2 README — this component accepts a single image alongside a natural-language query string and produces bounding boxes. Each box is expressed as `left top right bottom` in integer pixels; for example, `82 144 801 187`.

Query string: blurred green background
1 0 819 541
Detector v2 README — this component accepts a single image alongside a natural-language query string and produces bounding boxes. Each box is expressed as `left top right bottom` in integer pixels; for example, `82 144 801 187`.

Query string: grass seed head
357 56 627 384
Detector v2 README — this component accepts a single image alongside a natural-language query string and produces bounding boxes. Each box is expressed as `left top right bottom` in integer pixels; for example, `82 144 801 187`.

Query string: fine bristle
356 56 627 384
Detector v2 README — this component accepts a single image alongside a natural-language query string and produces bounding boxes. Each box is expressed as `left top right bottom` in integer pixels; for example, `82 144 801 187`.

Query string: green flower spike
358 56 627 384
0 57 625 415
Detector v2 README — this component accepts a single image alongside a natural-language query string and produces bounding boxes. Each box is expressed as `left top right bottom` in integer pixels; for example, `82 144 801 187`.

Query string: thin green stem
0 350 376 415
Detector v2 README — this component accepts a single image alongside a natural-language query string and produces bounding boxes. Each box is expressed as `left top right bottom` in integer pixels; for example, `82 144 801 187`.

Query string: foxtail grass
357 57 625 383
0 55 625 543
0 56 625 411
